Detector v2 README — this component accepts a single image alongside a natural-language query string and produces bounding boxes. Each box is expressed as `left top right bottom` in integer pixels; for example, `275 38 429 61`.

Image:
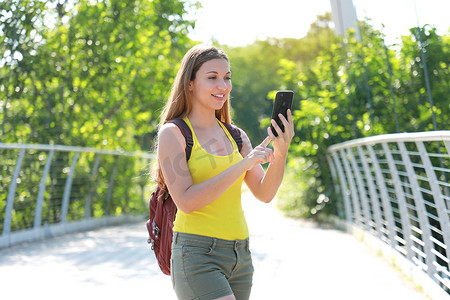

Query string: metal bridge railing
0 143 155 248
327 131 450 296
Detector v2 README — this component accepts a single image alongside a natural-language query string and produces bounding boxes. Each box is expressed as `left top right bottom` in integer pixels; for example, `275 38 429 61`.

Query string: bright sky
188 0 450 47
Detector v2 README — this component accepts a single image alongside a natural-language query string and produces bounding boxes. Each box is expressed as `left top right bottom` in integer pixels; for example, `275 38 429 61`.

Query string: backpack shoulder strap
221 121 243 153
166 119 194 161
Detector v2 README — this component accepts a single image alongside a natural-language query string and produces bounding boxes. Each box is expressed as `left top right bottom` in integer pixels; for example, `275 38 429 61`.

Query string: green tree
274 21 449 219
0 0 197 223
398 26 450 132
1 0 196 149
223 13 335 144
0 0 47 141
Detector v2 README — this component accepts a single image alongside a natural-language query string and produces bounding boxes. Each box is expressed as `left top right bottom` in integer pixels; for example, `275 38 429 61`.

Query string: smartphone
270 90 293 137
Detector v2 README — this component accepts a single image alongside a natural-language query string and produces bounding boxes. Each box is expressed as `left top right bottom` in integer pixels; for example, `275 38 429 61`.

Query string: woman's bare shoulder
158 122 186 147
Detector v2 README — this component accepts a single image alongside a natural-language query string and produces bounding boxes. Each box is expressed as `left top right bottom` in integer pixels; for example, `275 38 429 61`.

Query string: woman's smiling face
189 58 232 111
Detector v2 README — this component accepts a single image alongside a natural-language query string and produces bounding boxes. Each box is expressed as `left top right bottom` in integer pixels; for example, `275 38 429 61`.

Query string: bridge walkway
0 192 430 300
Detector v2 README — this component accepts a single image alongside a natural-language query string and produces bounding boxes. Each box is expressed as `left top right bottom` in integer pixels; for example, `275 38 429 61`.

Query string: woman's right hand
242 136 274 170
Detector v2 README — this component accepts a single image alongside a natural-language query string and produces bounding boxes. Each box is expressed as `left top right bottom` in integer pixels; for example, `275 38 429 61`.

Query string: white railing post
347 148 372 229
327 155 345 219
340 149 363 227
357 145 384 239
382 142 415 260
3 149 25 235
85 154 101 219
34 150 54 229
366 144 397 248
331 152 353 223
61 152 79 223
105 156 119 215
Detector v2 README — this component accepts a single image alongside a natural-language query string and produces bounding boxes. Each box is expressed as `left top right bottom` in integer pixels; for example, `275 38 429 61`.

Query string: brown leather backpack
147 119 242 275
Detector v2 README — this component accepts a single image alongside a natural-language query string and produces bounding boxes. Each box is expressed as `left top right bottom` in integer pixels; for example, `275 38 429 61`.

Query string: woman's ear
188 81 194 91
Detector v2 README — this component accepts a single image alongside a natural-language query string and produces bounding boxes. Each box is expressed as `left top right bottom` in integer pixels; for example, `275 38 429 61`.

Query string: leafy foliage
222 13 336 143
1 0 196 149
267 20 449 219
0 0 196 222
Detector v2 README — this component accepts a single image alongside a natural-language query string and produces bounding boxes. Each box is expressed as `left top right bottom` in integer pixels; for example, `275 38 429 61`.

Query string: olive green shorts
171 232 254 300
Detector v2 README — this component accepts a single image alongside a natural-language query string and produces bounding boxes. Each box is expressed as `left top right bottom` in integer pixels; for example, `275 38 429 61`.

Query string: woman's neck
188 106 217 129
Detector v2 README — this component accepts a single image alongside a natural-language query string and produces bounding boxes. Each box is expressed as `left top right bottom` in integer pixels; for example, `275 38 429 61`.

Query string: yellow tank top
172 117 248 240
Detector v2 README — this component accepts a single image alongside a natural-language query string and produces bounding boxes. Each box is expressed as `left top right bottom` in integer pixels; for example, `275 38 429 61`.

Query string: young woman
155 44 294 300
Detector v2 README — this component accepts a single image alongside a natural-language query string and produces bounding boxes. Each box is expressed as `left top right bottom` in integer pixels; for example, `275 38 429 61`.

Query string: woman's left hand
268 109 295 158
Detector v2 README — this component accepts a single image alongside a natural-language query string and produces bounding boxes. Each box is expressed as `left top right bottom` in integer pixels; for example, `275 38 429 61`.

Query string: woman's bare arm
243 110 294 203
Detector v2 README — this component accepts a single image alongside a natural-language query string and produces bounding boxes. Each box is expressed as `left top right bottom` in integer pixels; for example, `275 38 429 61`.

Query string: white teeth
212 94 224 98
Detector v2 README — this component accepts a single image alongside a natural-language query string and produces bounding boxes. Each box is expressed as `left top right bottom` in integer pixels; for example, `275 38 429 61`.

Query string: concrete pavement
0 192 431 299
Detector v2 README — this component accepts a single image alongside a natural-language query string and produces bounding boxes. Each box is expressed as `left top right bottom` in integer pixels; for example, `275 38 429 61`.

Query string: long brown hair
154 44 232 190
